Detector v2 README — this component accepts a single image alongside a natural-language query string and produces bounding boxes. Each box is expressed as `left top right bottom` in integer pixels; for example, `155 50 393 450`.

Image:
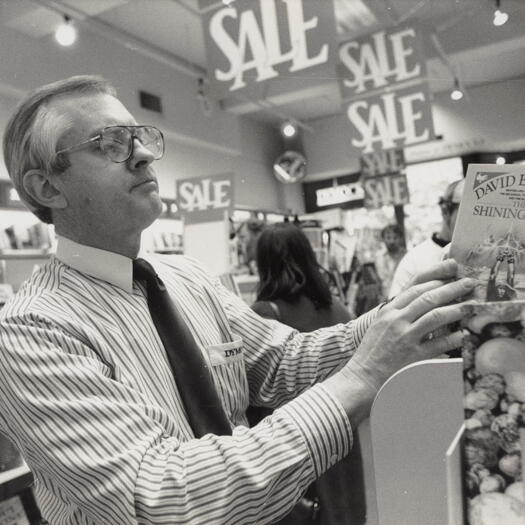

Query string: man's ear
22 169 68 210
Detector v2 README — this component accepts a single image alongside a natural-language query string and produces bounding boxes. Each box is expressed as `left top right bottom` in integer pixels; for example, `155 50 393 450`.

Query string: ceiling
3 0 525 127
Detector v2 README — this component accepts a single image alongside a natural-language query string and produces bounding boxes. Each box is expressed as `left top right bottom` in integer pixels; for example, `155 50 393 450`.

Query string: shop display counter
370 359 464 525
0 442 41 524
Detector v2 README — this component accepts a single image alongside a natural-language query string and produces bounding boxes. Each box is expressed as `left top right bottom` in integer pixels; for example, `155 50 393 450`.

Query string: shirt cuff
277 383 353 478
352 304 381 348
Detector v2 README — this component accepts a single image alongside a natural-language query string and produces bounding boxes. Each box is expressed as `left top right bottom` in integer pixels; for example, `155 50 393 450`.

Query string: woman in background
250 223 366 525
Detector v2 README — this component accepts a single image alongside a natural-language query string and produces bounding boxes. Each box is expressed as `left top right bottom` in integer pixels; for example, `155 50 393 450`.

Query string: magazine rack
369 359 464 525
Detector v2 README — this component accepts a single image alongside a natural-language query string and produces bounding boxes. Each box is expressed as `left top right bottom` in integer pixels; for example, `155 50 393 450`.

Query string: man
374 223 406 300
389 178 465 298
0 76 473 524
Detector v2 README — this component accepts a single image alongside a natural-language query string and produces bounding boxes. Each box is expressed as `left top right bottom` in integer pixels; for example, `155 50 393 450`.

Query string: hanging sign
362 173 410 208
361 148 406 177
303 172 364 213
338 24 435 153
175 173 234 225
360 148 410 208
199 0 338 100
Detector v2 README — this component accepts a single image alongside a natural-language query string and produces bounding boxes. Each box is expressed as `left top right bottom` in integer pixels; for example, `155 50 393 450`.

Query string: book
450 163 525 302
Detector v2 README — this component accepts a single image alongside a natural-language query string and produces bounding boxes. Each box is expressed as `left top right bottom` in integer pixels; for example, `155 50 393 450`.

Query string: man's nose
129 137 156 170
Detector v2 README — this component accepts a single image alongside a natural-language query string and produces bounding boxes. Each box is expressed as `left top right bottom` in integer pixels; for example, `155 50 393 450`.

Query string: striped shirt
0 236 377 525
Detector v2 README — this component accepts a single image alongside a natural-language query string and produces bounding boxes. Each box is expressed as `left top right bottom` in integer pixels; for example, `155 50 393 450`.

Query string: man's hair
381 223 403 239
439 178 464 212
3 75 116 224
255 223 333 309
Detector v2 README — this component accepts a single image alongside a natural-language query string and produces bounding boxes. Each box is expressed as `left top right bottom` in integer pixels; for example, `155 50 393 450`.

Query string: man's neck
55 226 141 259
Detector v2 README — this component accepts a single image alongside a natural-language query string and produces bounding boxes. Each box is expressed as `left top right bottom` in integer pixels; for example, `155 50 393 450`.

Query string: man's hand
323 259 474 426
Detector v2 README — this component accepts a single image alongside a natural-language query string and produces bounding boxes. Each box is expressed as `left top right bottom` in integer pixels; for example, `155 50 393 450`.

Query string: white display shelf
0 465 30 487
0 249 53 260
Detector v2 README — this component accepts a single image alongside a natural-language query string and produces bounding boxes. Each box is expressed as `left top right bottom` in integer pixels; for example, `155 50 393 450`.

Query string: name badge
206 335 244 366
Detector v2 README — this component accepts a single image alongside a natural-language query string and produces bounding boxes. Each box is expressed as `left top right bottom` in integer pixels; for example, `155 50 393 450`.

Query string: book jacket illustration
450 163 525 302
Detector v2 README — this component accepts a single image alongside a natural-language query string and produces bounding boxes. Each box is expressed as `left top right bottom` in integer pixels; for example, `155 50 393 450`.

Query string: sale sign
361 148 410 208
175 173 234 224
338 24 435 153
199 0 338 99
362 173 410 209
361 148 405 177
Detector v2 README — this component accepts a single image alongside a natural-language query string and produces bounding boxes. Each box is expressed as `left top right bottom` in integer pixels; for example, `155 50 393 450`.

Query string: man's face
448 203 460 235
50 93 163 247
383 230 402 251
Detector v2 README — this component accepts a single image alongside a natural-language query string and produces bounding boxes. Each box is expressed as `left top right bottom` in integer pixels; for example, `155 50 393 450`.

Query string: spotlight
493 0 508 26
55 15 77 46
281 121 297 138
450 78 464 101
496 156 506 165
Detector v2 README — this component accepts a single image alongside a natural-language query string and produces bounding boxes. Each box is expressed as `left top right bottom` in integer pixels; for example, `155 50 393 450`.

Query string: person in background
0 75 473 525
374 223 406 300
389 178 465 298
251 223 351 331
236 215 265 275
251 223 365 525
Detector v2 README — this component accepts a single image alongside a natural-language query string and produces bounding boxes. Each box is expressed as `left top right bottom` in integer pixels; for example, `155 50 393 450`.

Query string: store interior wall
302 78 525 180
0 22 294 213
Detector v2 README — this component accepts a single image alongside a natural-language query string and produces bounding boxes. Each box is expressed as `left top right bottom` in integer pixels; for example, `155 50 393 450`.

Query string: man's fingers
419 329 466 360
401 278 475 322
388 280 444 310
408 302 467 340
410 258 458 286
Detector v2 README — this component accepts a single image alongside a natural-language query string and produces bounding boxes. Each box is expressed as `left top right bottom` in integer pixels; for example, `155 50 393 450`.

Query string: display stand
182 211 230 276
0 464 42 524
369 359 464 525
0 252 51 293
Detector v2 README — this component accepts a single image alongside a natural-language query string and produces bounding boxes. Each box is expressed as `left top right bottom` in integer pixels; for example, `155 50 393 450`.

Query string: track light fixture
450 78 464 101
280 120 298 138
55 15 77 46
493 0 508 26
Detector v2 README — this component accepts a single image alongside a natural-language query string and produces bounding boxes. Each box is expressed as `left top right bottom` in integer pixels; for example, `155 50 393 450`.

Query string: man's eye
103 139 126 151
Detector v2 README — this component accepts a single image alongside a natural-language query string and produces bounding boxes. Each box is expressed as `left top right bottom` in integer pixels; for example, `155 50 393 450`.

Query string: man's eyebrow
84 126 105 138
89 122 138 135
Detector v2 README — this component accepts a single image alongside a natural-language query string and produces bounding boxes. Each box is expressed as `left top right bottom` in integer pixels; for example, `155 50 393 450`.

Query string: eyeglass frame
55 125 165 164
438 197 460 212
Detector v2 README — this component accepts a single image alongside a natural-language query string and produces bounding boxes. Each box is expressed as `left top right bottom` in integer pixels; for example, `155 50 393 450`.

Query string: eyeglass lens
100 126 164 162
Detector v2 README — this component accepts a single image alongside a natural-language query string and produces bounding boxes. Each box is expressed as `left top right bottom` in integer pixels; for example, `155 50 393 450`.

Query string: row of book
0 223 54 251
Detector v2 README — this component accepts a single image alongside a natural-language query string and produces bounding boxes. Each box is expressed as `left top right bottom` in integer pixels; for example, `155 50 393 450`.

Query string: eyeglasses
55 125 165 163
438 197 460 211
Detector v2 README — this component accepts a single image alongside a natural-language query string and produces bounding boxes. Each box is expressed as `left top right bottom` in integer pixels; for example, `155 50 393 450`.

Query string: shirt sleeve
389 253 415 298
0 314 352 525
212 278 379 409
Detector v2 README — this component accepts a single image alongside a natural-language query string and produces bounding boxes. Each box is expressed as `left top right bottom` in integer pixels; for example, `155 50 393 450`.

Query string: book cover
450 163 525 302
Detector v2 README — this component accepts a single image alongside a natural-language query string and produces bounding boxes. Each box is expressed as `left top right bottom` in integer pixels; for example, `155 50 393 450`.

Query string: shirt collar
55 236 136 293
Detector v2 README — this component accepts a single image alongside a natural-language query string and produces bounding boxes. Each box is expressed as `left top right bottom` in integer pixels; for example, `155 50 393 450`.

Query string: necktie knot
133 258 165 290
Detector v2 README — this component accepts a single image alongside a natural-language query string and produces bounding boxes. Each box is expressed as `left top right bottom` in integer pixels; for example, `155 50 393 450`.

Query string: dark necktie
132 258 232 437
